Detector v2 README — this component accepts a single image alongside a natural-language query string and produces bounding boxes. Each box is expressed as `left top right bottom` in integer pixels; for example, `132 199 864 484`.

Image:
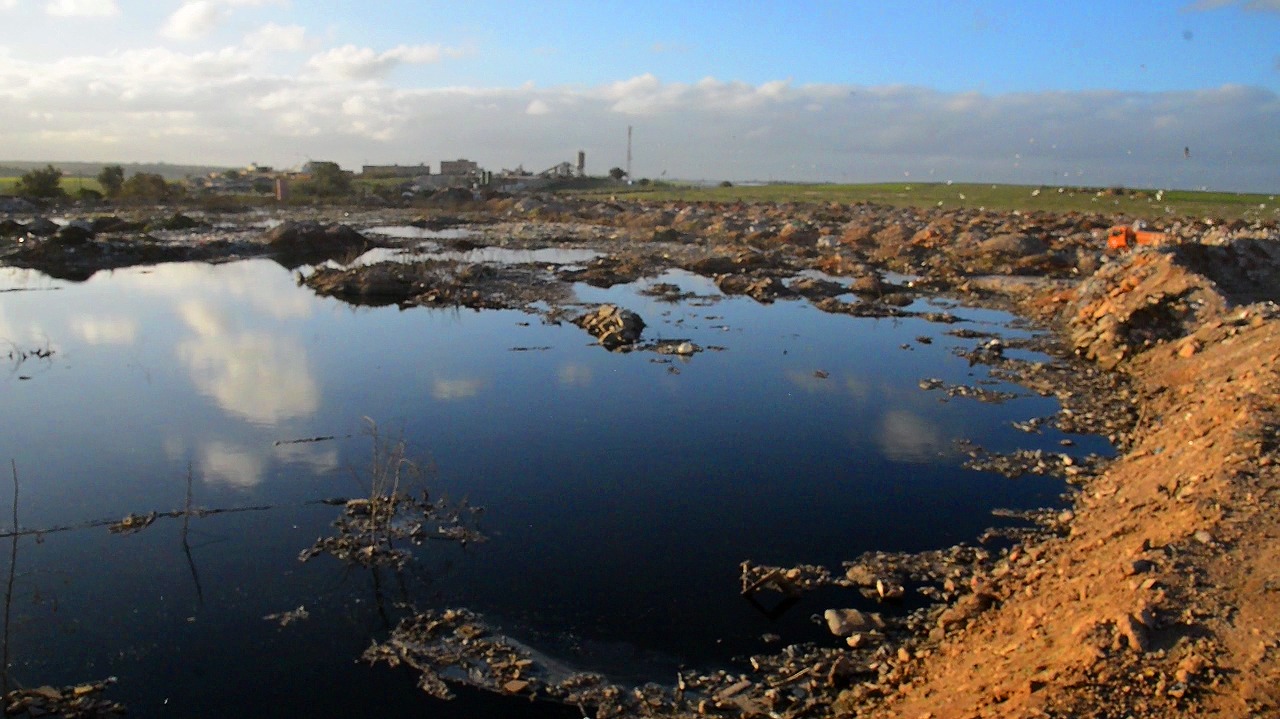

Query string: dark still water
0 257 1107 715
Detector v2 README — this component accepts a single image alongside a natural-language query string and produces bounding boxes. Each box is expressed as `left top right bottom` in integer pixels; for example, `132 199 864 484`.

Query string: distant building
362 164 430 178
439 159 480 176
539 161 575 178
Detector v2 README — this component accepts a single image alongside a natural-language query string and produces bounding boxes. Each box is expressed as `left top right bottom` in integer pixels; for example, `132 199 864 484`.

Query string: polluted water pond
0 258 1110 716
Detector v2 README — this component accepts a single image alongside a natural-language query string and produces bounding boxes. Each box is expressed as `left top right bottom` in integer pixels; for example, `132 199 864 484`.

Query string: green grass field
0 176 104 196
2 172 1274 222
564 181 1278 222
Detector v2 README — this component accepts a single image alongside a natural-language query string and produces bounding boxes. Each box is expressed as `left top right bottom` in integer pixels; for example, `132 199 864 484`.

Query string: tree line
9 164 183 202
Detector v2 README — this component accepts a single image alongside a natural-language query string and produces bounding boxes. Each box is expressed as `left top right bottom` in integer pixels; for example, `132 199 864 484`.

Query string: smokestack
577 150 585 177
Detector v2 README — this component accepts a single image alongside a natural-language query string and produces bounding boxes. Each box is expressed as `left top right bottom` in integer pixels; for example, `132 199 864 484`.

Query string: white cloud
306 43 466 80
525 99 550 115
162 0 289 40
0 0 17 10
244 22 306 52
45 0 117 16
0 54 1275 191
162 1 223 40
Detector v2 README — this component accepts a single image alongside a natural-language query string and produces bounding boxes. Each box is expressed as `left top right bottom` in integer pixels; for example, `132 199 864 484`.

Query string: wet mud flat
3 196 1279 717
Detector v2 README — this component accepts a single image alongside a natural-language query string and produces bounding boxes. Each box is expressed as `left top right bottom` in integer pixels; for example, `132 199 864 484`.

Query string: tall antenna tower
626 125 632 181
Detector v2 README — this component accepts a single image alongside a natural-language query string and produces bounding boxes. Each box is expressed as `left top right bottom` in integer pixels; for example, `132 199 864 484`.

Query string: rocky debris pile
1066 248 1228 370
714 274 793 302
304 259 571 311
638 282 704 303
4 678 125 717
299 491 485 570
1171 238 1280 306
572 305 645 350
558 254 655 288
263 221 373 267
956 442 1100 481
145 212 204 232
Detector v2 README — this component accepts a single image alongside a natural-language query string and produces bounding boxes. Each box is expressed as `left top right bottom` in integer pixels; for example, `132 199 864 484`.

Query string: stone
1115 613 1150 653
824 608 884 637
503 679 530 694
1126 559 1155 576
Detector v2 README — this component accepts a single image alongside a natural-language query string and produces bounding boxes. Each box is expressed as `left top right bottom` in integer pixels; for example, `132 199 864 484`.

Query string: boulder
53 222 95 245
823 608 885 637
146 213 202 231
25 218 59 237
0 219 25 237
976 233 1048 257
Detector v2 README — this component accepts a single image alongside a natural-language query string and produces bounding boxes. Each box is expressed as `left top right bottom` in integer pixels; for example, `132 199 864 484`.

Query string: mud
3 195 1279 717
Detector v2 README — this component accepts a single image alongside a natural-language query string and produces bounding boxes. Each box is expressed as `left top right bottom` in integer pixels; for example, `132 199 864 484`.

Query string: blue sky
1 1 1277 190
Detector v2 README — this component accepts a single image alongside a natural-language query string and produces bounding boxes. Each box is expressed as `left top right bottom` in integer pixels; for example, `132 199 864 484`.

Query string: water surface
0 258 1107 714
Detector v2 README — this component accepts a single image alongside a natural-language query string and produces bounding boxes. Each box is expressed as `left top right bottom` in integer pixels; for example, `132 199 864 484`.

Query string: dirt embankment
857 247 1280 718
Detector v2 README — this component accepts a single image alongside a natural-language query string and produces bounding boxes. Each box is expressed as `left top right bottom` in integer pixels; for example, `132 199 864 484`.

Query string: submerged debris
299 491 485 569
3 678 125 718
107 512 157 534
264 605 310 627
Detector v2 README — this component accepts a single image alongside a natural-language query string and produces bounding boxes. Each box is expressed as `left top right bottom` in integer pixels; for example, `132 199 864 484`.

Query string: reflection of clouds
0 305 54 349
136 263 313 320
844 377 871 402
877 410 948 463
70 315 138 345
432 377 486 400
199 441 265 489
176 300 320 425
273 441 340 474
557 363 592 387
784 369 837 394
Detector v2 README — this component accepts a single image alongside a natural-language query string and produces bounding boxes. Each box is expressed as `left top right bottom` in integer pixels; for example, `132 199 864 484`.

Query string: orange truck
1106 225 1168 250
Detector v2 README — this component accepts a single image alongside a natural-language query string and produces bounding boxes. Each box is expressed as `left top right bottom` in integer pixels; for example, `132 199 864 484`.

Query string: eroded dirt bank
3 196 1278 717
854 249 1280 718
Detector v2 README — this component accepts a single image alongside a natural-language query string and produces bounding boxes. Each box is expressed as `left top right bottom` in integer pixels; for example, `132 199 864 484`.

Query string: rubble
572 304 646 350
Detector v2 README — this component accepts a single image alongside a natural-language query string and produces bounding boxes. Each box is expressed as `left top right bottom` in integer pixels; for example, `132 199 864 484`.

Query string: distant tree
718 180 734 188
97 165 125 198
637 178 651 186
15 165 66 198
120 172 182 202
608 167 627 181
303 161 352 196
223 169 241 180
251 177 275 194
